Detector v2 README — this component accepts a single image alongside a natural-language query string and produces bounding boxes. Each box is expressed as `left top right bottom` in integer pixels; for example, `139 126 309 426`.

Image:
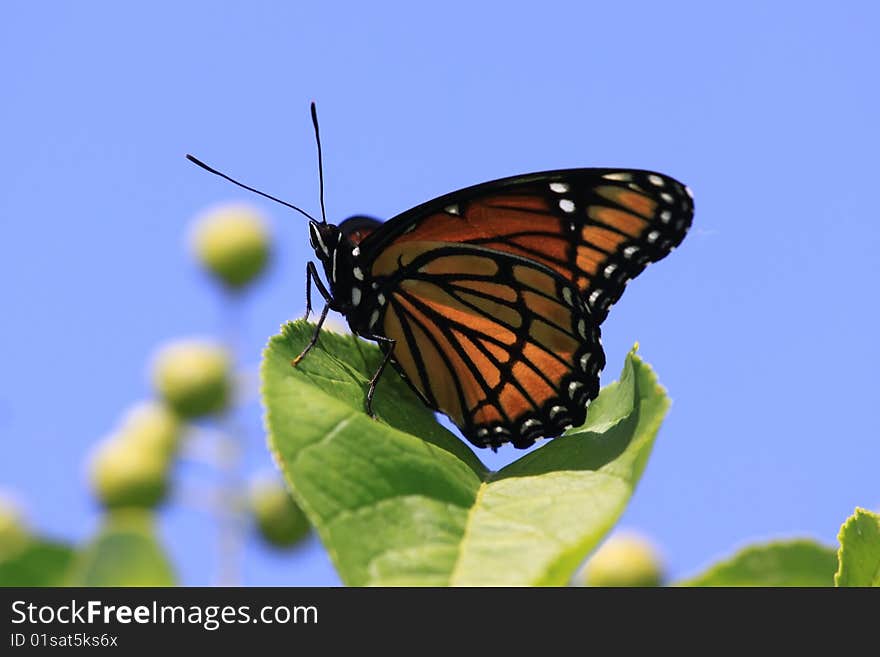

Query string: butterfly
188 103 693 450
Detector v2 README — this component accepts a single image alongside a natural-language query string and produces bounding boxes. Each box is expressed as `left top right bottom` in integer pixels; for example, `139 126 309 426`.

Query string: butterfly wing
361 168 693 323
375 244 603 449
355 168 692 448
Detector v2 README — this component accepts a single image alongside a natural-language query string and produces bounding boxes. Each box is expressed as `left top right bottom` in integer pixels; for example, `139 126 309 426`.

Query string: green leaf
678 540 838 586
0 539 75 586
263 321 669 586
835 507 880 587
66 512 176 586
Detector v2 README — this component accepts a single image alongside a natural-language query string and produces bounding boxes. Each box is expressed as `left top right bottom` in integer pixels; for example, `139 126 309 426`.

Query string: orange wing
376 245 603 449
363 169 693 323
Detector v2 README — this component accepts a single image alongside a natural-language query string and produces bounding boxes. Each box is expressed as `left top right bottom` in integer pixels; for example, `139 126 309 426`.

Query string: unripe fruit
249 478 310 549
581 531 665 587
88 436 169 510
118 401 183 462
151 339 231 419
191 204 271 289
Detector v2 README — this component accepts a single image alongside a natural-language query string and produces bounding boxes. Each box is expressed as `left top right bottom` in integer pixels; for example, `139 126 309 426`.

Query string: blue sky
2 1 878 585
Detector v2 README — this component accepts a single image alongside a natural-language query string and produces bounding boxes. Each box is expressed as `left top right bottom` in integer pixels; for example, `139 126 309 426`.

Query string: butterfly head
308 220 363 304
308 220 339 262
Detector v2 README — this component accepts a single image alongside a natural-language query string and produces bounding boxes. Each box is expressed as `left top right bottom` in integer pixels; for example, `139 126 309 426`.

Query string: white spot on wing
660 210 672 223
589 290 602 306
623 245 639 259
559 199 576 213
647 230 660 244
444 204 460 215
369 308 380 329
352 246 360 257
352 267 363 281
377 293 385 305
648 174 664 187
603 263 617 278
549 182 570 193
351 287 362 306
580 352 591 370
550 405 566 418
562 287 573 306
685 186 694 199
603 172 632 181
661 192 674 203
568 381 583 397
577 319 587 338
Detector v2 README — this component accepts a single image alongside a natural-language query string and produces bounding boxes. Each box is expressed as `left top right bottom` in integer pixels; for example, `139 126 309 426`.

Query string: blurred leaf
835 507 880 587
263 320 668 585
679 540 838 586
0 539 75 587
66 512 176 586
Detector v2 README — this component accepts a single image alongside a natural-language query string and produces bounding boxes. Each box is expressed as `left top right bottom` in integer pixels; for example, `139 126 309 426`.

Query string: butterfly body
307 221 364 321
302 168 693 450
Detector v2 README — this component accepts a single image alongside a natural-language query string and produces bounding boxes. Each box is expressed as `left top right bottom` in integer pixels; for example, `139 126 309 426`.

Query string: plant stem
216 290 246 586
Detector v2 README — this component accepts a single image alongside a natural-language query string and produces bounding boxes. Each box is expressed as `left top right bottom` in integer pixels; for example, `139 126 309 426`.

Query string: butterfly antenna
310 101 328 225
185 154 318 223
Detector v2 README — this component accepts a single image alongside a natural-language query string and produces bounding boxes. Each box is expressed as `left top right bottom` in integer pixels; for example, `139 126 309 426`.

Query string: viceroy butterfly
188 104 693 450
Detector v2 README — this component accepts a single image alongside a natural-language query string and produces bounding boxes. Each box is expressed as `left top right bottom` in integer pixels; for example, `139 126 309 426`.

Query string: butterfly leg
364 334 396 418
302 261 332 321
291 303 330 367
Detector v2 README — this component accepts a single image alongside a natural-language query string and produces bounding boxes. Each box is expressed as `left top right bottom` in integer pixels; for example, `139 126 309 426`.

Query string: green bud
581 531 665 587
118 401 183 462
151 339 231 419
88 436 169 510
191 204 271 289
0 496 29 559
249 478 310 549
